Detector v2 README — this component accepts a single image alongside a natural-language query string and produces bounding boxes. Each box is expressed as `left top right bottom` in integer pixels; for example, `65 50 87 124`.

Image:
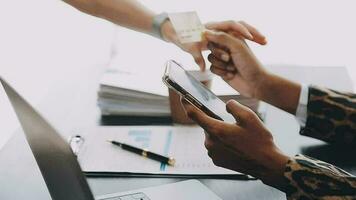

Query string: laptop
0 77 222 200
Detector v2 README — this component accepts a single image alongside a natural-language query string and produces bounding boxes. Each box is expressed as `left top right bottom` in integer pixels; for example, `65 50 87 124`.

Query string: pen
107 140 176 166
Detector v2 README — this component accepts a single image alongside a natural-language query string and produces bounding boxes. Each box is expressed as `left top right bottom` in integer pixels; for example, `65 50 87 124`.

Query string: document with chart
75 126 245 178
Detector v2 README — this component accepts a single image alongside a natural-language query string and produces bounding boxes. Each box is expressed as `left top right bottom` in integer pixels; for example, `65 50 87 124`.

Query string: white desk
0 64 354 200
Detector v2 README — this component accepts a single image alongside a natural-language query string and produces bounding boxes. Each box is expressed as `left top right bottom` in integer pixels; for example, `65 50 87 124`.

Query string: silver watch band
151 12 169 40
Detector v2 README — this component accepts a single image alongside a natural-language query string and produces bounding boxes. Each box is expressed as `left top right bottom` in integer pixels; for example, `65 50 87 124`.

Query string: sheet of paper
168 12 204 43
77 126 239 175
100 69 167 97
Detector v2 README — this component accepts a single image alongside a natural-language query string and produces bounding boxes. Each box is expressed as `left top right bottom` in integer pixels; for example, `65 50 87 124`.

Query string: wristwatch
151 12 169 40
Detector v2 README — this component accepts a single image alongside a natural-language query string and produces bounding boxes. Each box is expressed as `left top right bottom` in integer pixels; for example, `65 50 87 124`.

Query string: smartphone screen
163 60 235 122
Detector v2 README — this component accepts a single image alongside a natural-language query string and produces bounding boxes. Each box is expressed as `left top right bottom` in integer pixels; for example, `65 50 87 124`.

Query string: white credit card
168 11 204 43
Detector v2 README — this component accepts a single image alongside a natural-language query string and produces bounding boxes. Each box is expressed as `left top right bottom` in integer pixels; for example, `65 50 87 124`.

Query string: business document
76 126 241 176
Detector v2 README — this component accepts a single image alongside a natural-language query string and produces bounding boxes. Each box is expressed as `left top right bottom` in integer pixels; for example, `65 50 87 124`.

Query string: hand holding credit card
168 11 205 44
166 12 267 71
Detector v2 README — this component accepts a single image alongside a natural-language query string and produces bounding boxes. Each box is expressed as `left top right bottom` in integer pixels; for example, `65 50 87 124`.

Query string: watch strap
151 12 169 40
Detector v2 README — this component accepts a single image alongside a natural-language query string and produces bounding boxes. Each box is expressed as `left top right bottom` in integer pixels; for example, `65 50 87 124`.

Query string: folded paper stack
98 68 261 117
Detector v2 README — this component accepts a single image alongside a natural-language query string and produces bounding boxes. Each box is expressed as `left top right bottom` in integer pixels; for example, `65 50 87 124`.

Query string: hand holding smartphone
162 60 235 123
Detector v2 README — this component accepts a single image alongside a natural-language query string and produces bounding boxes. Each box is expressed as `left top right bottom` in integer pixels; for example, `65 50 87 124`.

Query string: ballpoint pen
107 140 176 166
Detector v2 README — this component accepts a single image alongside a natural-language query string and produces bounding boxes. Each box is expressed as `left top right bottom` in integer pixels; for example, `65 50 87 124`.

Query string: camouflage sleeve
284 154 356 200
300 86 356 145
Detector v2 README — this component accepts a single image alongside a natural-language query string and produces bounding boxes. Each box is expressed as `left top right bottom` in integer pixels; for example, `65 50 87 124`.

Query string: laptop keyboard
102 192 150 200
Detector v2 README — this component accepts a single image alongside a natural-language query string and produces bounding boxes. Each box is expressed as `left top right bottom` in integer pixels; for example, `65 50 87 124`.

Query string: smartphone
162 60 235 122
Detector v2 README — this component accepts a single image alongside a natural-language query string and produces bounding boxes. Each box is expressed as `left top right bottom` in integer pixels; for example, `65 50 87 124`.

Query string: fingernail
221 54 230 62
205 22 213 29
263 38 268 44
204 30 215 38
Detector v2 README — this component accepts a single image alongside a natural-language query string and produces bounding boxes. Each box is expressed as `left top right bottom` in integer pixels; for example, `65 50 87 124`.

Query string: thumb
226 100 253 125
205 21 253 40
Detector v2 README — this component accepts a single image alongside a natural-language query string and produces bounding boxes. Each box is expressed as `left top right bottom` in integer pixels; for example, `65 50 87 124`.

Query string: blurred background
1 0 355 147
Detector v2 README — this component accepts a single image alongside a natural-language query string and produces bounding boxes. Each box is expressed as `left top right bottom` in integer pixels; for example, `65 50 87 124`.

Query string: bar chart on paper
77 126 242 176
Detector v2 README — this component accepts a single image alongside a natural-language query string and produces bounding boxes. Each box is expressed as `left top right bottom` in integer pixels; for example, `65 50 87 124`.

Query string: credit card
168 11 204 43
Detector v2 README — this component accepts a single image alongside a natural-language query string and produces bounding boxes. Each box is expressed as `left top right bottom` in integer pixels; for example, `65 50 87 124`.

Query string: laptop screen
0 78 95 200
0 84 18 150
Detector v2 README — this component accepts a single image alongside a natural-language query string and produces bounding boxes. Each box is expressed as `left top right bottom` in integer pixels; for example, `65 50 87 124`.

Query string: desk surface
0 65 355 200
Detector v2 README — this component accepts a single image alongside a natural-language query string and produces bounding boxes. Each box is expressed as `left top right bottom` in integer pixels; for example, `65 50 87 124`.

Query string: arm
285 154 356 199
301 86 356 145
196 30 356 199
205 26 356 145
181 98 356 200
204 26 301 114
62 0 213 67
62 0 155 34
61 2 268 70
254 73 301 115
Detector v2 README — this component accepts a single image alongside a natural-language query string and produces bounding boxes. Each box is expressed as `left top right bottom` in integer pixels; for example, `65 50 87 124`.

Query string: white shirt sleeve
295 84 309 127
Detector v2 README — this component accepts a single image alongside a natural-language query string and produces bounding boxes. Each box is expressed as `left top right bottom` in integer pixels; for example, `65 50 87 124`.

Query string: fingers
206 44 236 80
210 66 235 80
205 30 243 53
206 21 253 40
207 54 227 69
206 20 267 45
183 97 238 137
181 97 198 112
181 98 217 130
204 134 214 150
207 53 235 72
186 103 225 133
226 100 256 125
210 65 227 76
239 21 267 45
182 97 245 147
211 66 235 80
192 51 206 71
207 43 230 62
204 135 246 172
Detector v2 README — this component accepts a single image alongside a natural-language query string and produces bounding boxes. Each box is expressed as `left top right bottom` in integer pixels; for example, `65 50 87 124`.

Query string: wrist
252 70 273 99
259 148 290 190
161 20 178 43
254 71 301 114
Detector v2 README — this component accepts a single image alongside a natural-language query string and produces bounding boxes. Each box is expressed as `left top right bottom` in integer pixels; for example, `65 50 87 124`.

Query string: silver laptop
0 77 222 200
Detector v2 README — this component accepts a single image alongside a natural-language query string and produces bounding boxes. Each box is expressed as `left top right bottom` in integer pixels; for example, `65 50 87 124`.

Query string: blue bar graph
128 129 151 149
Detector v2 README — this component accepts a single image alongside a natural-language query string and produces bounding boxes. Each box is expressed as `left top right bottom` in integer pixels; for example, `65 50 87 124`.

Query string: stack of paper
98 68 260 117
98 69 169 116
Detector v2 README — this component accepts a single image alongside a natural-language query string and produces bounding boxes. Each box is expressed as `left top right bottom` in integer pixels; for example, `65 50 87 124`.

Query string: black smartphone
162 60 235 122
